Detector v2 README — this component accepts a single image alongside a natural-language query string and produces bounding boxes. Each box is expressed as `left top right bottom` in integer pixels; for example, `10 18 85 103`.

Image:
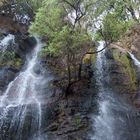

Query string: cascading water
0 37 52 140
91 42 140 140
0 34 15 52
129 52 140 68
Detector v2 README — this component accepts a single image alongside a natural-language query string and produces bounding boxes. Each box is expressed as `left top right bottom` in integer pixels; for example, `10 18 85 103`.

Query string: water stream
91 42 140 140
0 37 52 140
129 52 140 68
0 34 15 52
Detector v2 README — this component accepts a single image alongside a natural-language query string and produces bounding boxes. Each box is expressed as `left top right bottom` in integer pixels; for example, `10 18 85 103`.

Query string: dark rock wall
102 47 140 108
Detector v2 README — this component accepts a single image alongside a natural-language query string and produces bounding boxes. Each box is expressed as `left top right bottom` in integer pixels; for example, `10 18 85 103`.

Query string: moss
0 51 23 69
91 53 96 65
83 48 96 65
83 54 92 65
74 115 81 128
113 49 137 91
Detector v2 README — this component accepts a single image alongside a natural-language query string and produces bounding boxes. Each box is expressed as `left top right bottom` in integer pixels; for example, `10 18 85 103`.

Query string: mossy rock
0 58 22 69
113 48 137 92
0 51 23 70
83 48 96 65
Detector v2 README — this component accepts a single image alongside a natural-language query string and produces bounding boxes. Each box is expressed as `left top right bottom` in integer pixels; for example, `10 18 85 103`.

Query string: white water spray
91 42 136 140
128 52 140 67
0 37 45 140
0 37 43 106
0 34 15 53
91 41 116 140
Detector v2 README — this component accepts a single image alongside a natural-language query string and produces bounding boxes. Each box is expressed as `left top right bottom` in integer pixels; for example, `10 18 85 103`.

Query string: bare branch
86 46 107 55
62 0 76 9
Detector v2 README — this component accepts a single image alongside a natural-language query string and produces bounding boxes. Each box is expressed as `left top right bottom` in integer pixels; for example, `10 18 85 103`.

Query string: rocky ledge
42 79 96 140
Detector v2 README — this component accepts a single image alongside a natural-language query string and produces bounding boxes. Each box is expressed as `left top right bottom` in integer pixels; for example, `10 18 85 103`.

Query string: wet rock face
103 47 140 109
0 34 37 91
107 24 140 109
104 48 137 96
14 36 37 59
0 67 18 92
0 14 28 34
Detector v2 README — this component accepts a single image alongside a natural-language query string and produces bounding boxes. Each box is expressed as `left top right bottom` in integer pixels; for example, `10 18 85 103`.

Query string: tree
100 13 134 42
30 0 93 88
90 0 140 43
30 0 140 95
91 0 140 22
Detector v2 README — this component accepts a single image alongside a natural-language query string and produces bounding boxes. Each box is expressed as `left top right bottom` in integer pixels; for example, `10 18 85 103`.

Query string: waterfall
94 41 106 91
0 34 15 53
91 42 140 140
0 37 52 140
91 41 116 140
128 52 140 67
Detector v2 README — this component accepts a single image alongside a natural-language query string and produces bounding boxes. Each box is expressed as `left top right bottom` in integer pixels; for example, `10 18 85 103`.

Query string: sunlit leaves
101 13 134 42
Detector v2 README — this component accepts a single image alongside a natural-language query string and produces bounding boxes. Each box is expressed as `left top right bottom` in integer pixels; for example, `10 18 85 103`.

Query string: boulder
13 35 37 59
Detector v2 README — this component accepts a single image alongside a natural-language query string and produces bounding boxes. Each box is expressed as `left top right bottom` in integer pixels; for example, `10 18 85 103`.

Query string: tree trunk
78 63 82 80
67 52 71 84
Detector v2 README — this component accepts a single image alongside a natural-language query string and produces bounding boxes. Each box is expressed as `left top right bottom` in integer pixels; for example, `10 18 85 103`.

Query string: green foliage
113 49 137 91
47 26 70 56
14 0 44 13
29 0 139 84
90 0 139 42
29 0 65 37
41 27 91 57
94 30 103 41
92 0 140 21
31 0 139 44
30 0 92 57
0 51 22 69
26 0 44 12
98 13 134 42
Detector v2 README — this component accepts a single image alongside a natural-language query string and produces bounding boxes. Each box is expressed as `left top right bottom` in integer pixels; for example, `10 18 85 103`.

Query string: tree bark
67 52 71 85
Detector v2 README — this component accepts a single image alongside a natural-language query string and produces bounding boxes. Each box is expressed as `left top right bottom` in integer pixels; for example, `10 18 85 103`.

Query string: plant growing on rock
0 51 22 69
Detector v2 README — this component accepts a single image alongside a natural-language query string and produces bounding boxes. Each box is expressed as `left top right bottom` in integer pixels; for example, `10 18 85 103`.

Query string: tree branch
62 0 76 9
